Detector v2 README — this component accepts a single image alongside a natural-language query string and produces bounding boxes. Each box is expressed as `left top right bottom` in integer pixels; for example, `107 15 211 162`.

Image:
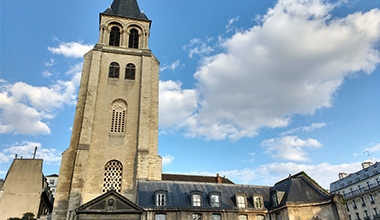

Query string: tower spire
103 0 149 20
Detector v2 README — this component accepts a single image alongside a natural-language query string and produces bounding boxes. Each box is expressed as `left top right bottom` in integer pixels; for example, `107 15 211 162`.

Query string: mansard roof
162 173 235 184
138 180 271 210
102 0 149 21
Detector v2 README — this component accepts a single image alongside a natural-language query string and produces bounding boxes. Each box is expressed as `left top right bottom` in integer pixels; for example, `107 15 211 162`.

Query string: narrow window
254 196 262 208
125 63 136 80
109 26 120 46
272 193 278 207
210 194 220 207
237 195 245 208
155 214 166 220
192 194 201 206
353 200 357 209
212 214 221 220
110 100 127 133
129 28 139 48
156 193 166 206
370 194 375 204
109 62 120 78
361 197 366 207
102 160 123 193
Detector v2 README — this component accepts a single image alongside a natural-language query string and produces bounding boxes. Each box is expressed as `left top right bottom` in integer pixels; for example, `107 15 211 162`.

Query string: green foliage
8 212 36 220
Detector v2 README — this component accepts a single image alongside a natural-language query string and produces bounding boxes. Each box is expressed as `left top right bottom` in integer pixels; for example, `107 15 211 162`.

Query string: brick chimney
216 173 222 183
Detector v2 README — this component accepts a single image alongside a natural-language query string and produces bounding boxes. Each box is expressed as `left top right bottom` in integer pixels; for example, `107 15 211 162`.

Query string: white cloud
0 65 81 135
167 0 380 140
365 143 380 153
44 58 55 67
160 60 183 72
3 141 61 164
0 153 9 164
48 42 93 58
281 122 326 135
185 161 362 189
162 155 175 166
261 136 322 162
226 16 239 32
42 71 53 77
183 38 214 58
159 80 198 128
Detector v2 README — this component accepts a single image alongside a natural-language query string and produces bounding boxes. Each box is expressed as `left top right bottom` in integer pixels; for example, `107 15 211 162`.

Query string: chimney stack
216 173 222 183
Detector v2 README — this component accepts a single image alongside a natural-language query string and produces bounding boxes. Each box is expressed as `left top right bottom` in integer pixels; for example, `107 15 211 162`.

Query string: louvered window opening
103 160 123 193
111 109 125 132
129 29 139 49
109 27 120 46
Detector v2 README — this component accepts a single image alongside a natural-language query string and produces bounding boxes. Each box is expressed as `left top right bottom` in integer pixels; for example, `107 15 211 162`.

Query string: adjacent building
0 158 53 220
46 174 59 198
330 162 380 220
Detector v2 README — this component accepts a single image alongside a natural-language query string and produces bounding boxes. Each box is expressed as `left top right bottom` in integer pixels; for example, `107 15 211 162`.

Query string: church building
51 1 349 220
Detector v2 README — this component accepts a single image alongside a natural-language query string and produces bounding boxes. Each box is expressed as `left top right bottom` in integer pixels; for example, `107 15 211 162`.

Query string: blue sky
1 0 380 189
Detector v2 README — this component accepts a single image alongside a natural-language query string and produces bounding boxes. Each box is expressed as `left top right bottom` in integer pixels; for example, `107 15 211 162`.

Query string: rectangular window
370 194 375 204
361 197 366 207
237 195 245 208
193 194 201 206
212 214 221 220
353 200 357 209
238 215 247 220
49 180 55 185
193 213 202 220
210 194 220 207
156 193 166 206
254 197 262 208
374 207 378 215
155 214 166 220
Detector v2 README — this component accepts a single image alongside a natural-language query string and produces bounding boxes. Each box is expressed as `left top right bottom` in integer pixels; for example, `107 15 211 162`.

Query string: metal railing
343 182 380 198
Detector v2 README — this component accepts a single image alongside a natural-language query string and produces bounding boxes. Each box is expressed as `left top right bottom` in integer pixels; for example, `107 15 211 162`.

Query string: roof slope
138 181 271 210
103 0 149 20
162 173 234 184
271 172 330 205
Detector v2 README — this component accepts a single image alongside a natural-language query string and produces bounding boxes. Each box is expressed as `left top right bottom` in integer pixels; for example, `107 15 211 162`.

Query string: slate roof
102 0 149 21
138 180 271 210
162 173 234 184
271 172 331 206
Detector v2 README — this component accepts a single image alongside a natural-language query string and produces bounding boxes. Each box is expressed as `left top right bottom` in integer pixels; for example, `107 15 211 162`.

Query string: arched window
238 215 247 220
128 28 139 49
109 26 120 46
111 100 127 133
103 160 123 193
125 63 136 80
109 62 120 78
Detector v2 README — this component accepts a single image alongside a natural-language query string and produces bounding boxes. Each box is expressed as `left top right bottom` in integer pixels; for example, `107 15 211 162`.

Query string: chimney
362 162 373 169
216 173 222 183
339 173 348 180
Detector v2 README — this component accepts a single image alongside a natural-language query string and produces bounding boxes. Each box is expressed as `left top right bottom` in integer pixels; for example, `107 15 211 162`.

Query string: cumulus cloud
162 155 175 166
0 66 81 135
163 0 380 140
184 161 362 189
261 136 322 162
48 42 93 58
3 141 61 164
159 80 198 128
160 60 183 72
280 122 326 135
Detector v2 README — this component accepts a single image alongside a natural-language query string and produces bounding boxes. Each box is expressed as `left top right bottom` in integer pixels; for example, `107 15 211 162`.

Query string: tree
8 212 36 220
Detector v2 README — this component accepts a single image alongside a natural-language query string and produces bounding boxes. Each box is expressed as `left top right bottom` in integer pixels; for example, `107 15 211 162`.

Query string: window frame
125 63 136 80
211 214 221 220
209 192 221 207
109 26 121 46
128 28 139 49
236 194 246 208
155 190 167 207
109 62 120 78
253 195 263 209
155 213 166 220
191 191 203 207
193 213 202 220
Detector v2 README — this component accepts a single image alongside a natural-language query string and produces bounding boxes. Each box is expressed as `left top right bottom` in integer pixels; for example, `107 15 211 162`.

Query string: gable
76 190 144 214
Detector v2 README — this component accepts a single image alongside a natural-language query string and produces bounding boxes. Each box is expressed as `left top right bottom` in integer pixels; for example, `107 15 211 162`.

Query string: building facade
330 162 380 220
46 174 59 198
0 158 53 220
51 1 349 220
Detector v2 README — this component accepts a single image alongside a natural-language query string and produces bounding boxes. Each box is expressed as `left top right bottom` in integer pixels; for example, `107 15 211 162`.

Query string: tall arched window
111 100 127 133
109 26 120 46
125 63 136 80
109 62 120 78
103 160 123 193
128 28 139 49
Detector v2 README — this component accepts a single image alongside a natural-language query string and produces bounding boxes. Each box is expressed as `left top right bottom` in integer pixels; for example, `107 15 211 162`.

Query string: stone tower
52 0 162 219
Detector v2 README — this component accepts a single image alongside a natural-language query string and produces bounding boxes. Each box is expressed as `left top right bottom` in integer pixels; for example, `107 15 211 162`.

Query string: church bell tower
52 0 162 219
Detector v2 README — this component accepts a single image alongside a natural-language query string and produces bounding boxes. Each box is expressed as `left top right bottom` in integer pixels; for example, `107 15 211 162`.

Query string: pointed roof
102 0 149 21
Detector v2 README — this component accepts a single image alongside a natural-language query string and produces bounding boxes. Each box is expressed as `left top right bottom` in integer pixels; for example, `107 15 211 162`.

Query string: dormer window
254 196 263 208
236 195 246 208
191 192 202 207
155 191 167 206
209 192 221 207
